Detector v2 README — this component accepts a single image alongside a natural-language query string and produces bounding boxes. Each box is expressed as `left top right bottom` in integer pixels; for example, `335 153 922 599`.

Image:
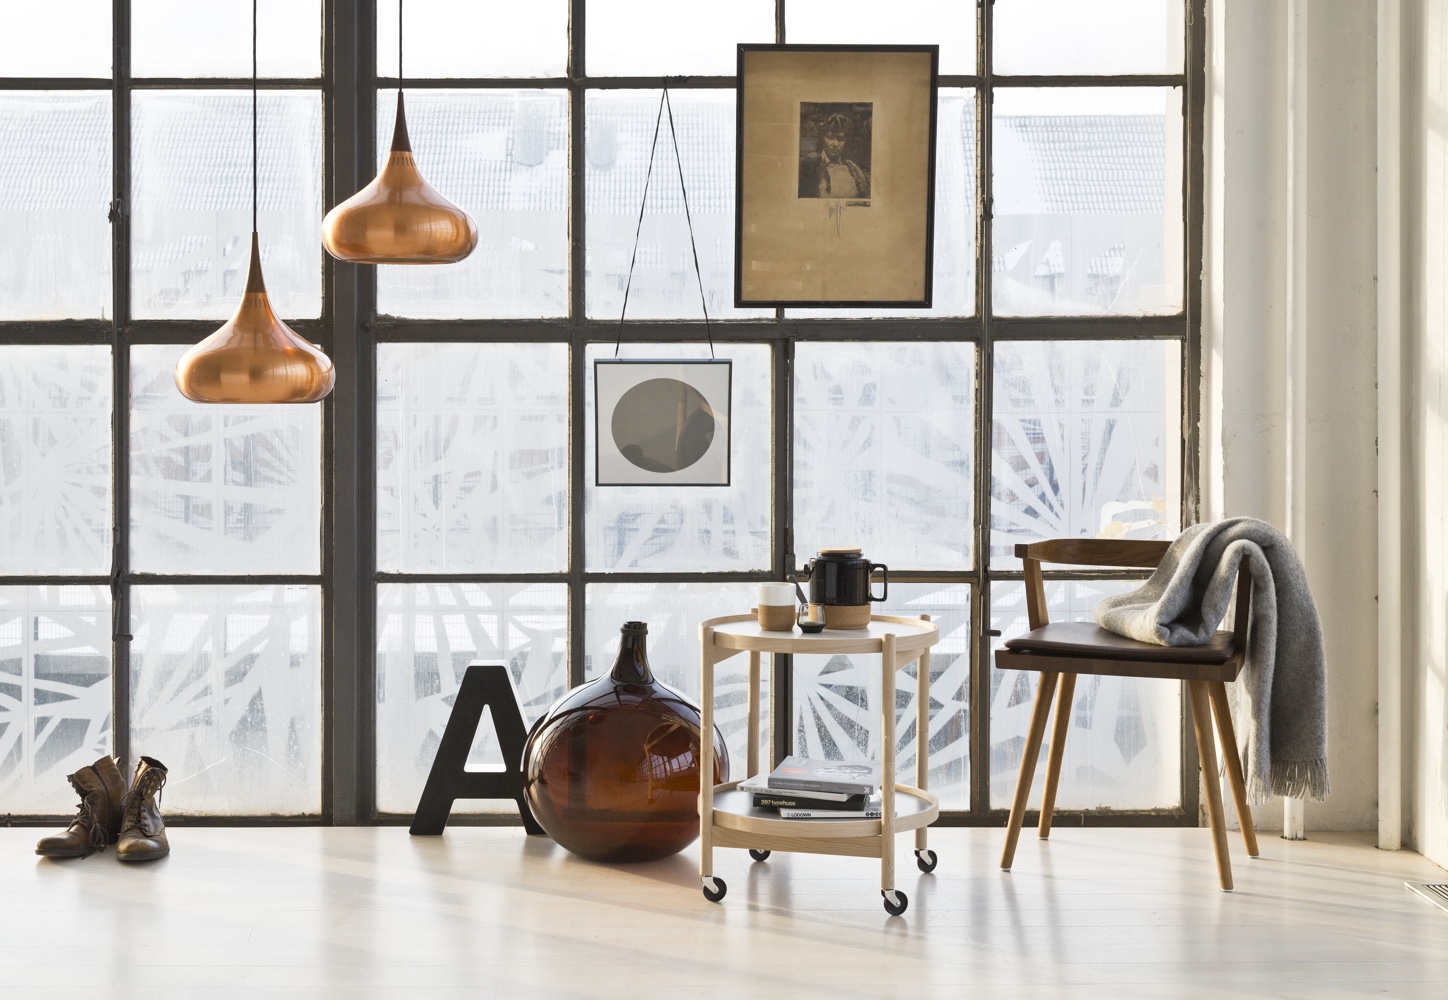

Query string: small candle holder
797 602 826 634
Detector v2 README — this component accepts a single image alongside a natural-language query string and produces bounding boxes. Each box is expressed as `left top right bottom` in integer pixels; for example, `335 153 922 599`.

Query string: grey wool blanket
1093 517 1330 804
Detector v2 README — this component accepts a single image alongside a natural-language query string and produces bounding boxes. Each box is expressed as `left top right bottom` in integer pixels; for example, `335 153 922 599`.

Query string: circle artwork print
611 377 716 473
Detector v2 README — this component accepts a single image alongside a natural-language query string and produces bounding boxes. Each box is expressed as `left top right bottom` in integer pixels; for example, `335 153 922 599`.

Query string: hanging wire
615 87 716 360
251 0 258 234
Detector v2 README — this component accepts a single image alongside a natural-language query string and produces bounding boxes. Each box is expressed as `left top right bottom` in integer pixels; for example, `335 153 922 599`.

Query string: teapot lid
818 547 862 556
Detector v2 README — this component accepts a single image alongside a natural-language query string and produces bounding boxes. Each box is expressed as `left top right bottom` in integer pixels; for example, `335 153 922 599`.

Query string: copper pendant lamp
321 0 477 264
175 0 334 405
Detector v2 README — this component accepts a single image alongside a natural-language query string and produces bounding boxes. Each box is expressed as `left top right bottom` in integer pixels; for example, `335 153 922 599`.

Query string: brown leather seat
995 538 1259 891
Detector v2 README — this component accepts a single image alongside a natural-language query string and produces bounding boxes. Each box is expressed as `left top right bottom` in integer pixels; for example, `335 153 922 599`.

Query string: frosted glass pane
0 2 110 77
374 90 568 319
131 0 321 78
375 583 567 815
130 346 322 575
376 0 567 78
585 343 771 572
794 342 975 570
129 585 321 816
586 582 763 779
991 340 1181 569
131 91 323 319
786 0 975 75
990 580 1180 810
994 0 1183 76
992 88 1183 317
587 0 773 77
0 587 111 815
785 91 976 320
791 584 970 810
0 347 112 575
586 91 770 320
0 93 112 320
376 343 568 573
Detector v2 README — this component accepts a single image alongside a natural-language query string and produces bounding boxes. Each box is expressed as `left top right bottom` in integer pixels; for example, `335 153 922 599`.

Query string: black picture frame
594 359 733 487
734 44 940 309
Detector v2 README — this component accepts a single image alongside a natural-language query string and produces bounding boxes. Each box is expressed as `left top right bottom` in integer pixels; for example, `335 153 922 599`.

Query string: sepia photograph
736 44 938 307
798 102 873 200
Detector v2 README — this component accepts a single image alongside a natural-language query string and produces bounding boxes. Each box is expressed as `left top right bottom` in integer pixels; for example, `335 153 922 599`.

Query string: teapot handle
870 563 889 602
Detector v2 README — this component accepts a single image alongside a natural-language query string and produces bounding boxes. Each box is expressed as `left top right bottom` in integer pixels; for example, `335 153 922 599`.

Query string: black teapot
797 548 888 629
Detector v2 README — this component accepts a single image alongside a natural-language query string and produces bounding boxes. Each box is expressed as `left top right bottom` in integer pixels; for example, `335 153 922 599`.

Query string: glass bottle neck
610 632 652 684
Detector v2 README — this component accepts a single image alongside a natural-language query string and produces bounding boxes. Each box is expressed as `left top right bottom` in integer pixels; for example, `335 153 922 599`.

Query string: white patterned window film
794 342 976 570
375 0 568 78
786 0 976 74
129 585 321 816
375 583 567 815
586 582 767 779
0 93 112 321
992 87 1183 317
374 90 569 319
131 0 321 78
377 343 568 573
0 347 112 575
990 579 1180 810
784 90 977 320
585 343 772 572
130 345 322 575
994 0 1183 76
586 1 774 77
585 90 771 321
991 339 1181 570
789 584 971 811
131 91 323 319
0 586 111 815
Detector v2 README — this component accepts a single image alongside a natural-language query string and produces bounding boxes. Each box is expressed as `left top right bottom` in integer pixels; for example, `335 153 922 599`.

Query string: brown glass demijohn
522 621 729 863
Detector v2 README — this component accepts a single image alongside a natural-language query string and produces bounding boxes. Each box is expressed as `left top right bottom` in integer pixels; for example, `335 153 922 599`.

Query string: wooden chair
994 538 1259 891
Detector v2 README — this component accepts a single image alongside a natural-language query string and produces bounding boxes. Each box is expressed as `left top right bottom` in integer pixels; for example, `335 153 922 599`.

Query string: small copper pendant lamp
321 0 477 264
175 0 334 405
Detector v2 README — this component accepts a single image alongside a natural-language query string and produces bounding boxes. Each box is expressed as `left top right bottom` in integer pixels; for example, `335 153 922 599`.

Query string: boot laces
120 771 164 835
66 772 108 852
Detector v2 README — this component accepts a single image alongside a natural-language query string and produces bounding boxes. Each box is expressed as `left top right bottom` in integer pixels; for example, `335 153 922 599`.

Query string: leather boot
35 755 127 858
116 756 170 862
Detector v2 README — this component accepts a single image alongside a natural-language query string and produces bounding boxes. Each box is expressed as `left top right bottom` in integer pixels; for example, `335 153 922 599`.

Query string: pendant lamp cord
251 0 257 234
615 87 715 360
399 0 404 93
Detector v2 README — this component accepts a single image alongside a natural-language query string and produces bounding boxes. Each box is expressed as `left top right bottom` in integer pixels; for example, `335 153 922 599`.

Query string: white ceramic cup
757 583 795 607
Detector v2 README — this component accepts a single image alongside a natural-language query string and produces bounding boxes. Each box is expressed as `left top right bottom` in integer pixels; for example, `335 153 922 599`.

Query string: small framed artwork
735 44 939 308
595 360 732 487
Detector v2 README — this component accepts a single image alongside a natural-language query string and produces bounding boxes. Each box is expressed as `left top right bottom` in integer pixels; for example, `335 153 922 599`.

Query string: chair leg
1187 680 1233 891
1208 680 1260 857
1001 671 1059 871
1037 672 1077 840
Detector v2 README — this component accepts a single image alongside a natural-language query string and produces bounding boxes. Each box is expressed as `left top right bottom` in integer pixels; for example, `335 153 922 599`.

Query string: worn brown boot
35 755 127 858
116 756 170 862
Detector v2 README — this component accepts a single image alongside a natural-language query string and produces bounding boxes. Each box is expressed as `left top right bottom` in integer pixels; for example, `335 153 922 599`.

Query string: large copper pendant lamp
175 0 334 404
320 0 477 264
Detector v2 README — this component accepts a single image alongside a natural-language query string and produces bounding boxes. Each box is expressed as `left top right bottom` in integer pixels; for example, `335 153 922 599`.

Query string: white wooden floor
2 826 1445 999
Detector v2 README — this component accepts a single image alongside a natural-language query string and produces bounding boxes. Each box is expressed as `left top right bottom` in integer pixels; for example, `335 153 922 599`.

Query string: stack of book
740 756 884 819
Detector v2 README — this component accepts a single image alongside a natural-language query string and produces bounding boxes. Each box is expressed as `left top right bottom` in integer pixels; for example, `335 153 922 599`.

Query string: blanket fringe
1246 759 1330 805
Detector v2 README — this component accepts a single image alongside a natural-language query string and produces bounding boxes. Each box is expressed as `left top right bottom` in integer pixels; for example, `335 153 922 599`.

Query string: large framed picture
735 44 939 308
594 360 732 487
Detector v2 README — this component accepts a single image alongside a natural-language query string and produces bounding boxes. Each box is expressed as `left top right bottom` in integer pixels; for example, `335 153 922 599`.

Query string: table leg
699 625 715 883
747 650 760 780
916 626 931 854
881 631 897 897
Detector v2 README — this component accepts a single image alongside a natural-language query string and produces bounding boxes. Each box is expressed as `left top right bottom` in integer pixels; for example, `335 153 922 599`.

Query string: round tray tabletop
702 613 939 656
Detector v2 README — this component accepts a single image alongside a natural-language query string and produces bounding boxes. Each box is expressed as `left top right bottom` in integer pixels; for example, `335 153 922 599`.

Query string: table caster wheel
702 876 727 903
882 888 908 916
915 848 938 873
749 849 771 862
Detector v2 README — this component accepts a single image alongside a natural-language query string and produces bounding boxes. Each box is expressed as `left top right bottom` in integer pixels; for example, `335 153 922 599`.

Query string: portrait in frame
735 44 939 308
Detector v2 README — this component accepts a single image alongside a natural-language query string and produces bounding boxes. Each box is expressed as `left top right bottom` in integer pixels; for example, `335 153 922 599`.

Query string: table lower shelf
707 782 939 841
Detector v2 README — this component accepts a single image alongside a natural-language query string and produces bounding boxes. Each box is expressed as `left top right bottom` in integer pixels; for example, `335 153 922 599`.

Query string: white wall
1397 0 1448 869
1203 0 1379 831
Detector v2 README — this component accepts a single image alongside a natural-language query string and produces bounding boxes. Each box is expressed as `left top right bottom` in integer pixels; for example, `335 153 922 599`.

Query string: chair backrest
1016 538 1253 659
